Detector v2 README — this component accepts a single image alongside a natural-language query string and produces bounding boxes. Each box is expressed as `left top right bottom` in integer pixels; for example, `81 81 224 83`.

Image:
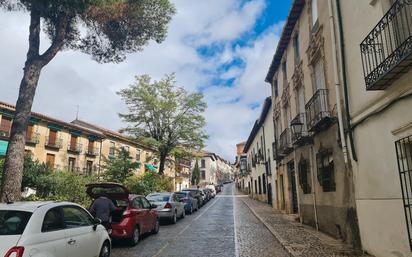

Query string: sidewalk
238 193 370 257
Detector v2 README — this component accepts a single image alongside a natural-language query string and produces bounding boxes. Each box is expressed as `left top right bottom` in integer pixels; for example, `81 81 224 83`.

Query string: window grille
298 159 311 194
316 149 335 192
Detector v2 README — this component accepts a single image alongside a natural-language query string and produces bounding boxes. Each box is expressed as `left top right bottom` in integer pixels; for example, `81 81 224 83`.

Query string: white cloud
0 1 283 161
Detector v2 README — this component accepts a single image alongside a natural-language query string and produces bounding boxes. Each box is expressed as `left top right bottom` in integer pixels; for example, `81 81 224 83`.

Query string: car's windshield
175 192 187 198
147 194 170 202
0 210 32 235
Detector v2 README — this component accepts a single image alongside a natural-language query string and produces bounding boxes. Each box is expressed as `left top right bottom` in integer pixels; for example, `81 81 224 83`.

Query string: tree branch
39 13 69 66
27 8 41 61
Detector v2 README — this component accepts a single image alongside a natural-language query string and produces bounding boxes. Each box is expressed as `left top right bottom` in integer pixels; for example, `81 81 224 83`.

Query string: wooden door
48 130 57 145
46 154 55 169
70 136 77 150
26 124 33 140
0 117 12 135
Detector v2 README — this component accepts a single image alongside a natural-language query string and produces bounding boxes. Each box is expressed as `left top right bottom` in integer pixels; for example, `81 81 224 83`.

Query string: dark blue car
175 191 198 214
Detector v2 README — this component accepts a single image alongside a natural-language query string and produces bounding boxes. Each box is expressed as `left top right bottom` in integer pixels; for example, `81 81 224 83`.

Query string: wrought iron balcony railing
279 128 293 155
360 0 412 90
305 89 332 132
68 143 82 154
26 132 40 145
290 113 311 145
45 136 63 149
273 141 283 161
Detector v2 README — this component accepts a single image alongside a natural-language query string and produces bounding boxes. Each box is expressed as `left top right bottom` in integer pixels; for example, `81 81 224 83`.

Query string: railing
86 148 100 157
290 113 310 144
279 128 293 154
68 143 82 154
360 0 412 90
305 89 330 132
45 136 63 149
273 141 283 161
26 132 40 144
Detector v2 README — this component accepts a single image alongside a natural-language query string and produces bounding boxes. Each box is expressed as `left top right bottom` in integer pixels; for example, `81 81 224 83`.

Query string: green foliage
22 155 52 190
125 172 174 196
0 0 176 63
28 172 96 207
191 159 200 186
118 74 208 174
101 148 140 183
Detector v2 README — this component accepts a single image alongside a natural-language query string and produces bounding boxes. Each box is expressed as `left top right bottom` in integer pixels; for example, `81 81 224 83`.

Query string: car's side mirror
150 204 157 209
92 218 101 231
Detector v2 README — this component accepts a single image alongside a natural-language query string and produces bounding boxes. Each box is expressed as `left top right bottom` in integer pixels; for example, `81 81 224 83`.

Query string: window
88 140 94 154
42 208 64 232
273 80 279 97
0 116 12 136
86 160 93 175
258 176 262 194
395 135 412 251
46 154 55 169
201 170 206 180
314 59 326 90
316 149 335 192
132 198 143 209
262 174 266 194
26 124 34 140
68 157 76 172
0 210 32 235
201 159 206 168
136 150 141 161
298 159 311 194
140 197 152 209
48 129 58 145
69 135 77 151
62 206 93 229
296 86 305 114
282 61 287 84
109 142 115 156
311 0 318 27
293 34 300 62
254 180 258 194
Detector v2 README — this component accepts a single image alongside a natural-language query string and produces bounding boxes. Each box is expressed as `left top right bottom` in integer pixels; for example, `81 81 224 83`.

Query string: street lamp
290 117 303 137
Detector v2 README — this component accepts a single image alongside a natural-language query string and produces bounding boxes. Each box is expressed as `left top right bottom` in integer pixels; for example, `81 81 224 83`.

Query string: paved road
112 184 288 257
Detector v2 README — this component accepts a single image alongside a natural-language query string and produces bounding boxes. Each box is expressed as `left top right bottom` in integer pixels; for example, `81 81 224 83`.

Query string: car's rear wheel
99 241 110 257
152 219 160 234
129 226 140 246
171 211 177 224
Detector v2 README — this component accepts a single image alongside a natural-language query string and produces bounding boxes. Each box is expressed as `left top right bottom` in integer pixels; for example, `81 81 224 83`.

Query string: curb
240 198 296 257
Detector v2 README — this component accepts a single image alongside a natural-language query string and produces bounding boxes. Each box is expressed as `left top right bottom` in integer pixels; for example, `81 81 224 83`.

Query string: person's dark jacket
89 196 116 222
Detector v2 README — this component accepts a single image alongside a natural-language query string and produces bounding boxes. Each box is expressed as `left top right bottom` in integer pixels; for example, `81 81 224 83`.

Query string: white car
0 201 111 257
205 185 216 197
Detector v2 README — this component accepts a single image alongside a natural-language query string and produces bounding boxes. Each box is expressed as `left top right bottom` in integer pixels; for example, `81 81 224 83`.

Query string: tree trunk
0 62 42 202
0 9 67 202
158 150 168 175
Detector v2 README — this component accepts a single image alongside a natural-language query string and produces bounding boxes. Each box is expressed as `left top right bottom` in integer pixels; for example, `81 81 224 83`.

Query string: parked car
203 188 212 201
146 193 185 224
175 191 198 214
198 189 209 203
181 189 204 207
0 201 111 257
205 185 216 197
214 184 222 193
86 183 159 246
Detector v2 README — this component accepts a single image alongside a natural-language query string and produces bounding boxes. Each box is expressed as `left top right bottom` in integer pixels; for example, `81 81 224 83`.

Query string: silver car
146 193 185 224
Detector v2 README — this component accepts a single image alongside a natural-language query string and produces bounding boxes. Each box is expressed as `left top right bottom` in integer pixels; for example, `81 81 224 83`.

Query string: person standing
89 193 116 230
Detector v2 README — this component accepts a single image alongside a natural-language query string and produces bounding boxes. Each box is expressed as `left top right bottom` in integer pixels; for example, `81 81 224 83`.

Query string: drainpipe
328 0 349 165
309 145 319 230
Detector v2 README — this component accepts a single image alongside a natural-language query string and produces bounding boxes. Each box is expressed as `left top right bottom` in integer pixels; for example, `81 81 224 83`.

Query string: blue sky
0 0 292 161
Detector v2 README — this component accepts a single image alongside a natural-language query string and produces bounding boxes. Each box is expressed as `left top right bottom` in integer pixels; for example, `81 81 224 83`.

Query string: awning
144 163 158 172
0 140 8 156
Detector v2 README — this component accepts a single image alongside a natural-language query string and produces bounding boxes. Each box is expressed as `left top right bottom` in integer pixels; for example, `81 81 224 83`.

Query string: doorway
288 161 298 214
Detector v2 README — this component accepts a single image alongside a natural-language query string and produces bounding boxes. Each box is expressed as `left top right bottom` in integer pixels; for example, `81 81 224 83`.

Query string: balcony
86 148 99 157
176 172 190 178
273 141 284 161
25 132 40 145
360 0 412 90
305 89 333 132
279 128 293 155
68 143 82 154
45 137 63 150
290 113 312 146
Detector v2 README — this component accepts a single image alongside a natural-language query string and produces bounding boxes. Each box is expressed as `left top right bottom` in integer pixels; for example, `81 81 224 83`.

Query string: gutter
335 0 358 161
328 0 349 164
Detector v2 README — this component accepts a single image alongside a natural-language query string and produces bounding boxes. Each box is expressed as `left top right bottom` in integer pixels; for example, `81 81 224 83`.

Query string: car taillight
164 203 172 209
5 247 24 257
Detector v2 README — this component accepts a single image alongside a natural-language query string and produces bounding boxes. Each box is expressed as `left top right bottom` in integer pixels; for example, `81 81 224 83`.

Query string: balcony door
68 157 76 172
70 136 77 151
0 117 12 136
26 124 33 141
46 154 55 169
88 140 94 154
48 130 57 145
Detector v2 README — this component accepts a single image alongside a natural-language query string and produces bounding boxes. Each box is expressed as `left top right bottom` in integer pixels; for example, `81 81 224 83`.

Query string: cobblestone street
111 184 288 257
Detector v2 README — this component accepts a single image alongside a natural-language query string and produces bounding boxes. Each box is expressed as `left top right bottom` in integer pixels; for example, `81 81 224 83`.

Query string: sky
0 0 291 162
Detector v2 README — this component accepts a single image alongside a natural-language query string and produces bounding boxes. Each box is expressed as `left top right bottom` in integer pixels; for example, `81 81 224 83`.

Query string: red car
86 183 159 246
